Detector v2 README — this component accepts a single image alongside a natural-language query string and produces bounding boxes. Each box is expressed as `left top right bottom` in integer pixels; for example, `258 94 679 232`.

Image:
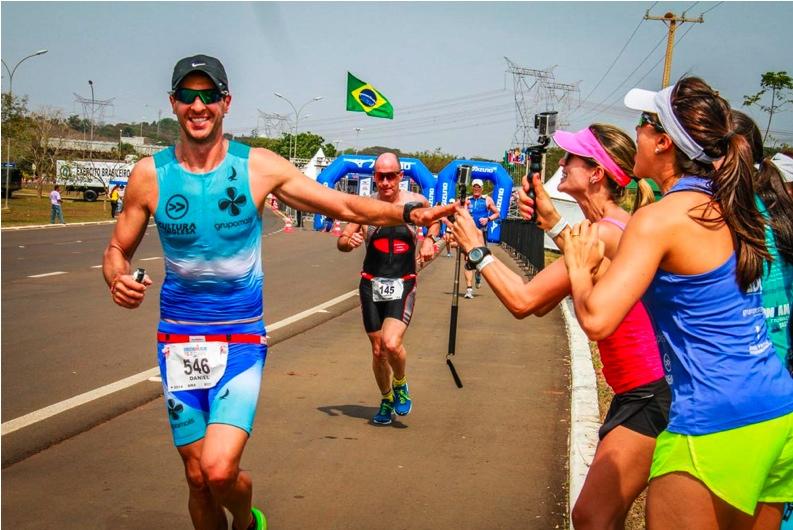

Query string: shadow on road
316 404 408 429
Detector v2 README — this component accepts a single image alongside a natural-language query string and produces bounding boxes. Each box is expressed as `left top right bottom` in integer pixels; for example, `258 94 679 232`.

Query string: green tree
743 71 793 144
66 114 89 133
1 93 34 163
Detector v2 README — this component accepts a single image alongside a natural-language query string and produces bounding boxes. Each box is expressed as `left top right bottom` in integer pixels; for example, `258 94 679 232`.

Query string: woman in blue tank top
561 77 793 529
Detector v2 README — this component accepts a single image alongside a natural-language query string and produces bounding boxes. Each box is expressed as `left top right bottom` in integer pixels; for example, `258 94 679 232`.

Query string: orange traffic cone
284 217 294 233
332 220 342 237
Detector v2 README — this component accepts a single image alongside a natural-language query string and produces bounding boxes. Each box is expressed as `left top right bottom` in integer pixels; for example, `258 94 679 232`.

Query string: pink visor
553 128 631 187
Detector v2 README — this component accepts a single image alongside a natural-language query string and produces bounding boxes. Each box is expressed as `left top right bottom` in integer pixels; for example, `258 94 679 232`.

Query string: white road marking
1 289 358 435
91 265 102 269
1 368 160 436
139 257 162 261
28 271 68 278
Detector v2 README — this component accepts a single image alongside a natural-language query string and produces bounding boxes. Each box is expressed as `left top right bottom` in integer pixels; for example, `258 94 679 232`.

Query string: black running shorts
599 377 671 440
359 277 417 333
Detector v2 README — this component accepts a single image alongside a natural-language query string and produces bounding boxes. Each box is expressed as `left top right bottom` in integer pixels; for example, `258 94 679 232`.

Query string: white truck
56 159 133 201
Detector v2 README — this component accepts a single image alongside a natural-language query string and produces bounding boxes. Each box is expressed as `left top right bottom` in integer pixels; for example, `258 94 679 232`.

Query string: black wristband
402 201 422 224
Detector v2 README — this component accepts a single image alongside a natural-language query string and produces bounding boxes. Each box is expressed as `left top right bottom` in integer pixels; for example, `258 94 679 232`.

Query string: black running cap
171 54 229 94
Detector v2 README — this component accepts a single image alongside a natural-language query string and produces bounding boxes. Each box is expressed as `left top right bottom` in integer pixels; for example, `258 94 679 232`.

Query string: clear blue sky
3 1 792 159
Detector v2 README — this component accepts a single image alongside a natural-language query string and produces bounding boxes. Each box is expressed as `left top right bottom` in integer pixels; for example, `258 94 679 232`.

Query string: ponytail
671 77 770 290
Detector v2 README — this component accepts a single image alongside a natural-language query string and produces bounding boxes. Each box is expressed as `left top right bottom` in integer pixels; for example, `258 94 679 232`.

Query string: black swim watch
465 246 491 270
402 201 423 224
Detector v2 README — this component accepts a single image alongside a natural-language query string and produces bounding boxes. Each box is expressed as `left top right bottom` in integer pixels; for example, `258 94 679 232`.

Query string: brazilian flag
346 72 393 119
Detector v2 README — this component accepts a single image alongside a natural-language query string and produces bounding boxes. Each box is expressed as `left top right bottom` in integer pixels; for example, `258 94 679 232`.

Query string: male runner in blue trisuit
103 54 454 530
463 178 499 299
337 153 439 425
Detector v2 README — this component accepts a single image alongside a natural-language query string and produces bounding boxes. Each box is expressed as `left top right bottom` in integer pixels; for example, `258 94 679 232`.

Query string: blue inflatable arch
435 160 513 242
313 154 437 231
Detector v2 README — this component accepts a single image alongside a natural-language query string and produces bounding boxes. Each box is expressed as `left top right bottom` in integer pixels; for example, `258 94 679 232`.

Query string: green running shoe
249 507 266 530
373 398 395 424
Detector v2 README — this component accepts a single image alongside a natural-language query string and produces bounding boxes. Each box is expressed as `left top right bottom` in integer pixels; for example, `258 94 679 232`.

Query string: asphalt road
1 214 570 529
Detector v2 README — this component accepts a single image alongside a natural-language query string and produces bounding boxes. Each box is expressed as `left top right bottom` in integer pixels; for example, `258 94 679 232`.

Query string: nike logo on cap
191 62 206 67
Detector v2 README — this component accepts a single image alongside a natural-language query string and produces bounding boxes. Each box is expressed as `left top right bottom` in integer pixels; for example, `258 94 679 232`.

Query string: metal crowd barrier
499 218 545 277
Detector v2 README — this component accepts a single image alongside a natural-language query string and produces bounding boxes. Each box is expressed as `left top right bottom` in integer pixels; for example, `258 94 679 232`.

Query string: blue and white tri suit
153 141 267 447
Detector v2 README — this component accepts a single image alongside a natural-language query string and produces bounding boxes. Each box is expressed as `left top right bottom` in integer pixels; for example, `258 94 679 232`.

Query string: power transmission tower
73 92 115 139
256 110 290 138
644 10 704 87
504 57 580 149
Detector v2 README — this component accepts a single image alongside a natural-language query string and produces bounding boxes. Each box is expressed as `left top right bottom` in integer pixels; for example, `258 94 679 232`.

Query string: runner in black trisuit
337 152 440 425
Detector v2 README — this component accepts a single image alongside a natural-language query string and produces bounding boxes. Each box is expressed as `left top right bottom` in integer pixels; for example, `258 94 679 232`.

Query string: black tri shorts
599 376 671 440
359 277 417 333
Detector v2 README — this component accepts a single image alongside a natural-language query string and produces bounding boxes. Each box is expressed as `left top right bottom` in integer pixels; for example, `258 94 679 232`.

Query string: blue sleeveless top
641 175 793 435
153 141 264 324
468 196 491 229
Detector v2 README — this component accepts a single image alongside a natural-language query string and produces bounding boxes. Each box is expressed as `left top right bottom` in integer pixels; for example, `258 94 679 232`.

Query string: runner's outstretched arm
102 157 155 309
250 149 455 226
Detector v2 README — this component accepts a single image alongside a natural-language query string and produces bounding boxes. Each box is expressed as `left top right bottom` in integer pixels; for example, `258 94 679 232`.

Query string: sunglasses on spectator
374 171 402 180
172 88 225 105
638 112 665 132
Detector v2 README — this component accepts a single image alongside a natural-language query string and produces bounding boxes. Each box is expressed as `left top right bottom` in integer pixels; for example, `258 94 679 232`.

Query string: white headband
653 86 719 164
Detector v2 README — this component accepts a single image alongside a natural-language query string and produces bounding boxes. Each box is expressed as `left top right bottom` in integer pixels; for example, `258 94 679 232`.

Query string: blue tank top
641 175 793 435
153 141 264 324
468 196 490 229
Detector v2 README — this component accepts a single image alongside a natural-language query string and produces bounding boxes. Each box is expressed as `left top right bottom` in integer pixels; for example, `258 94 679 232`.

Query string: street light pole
88 80 95 162
273 93 323 160
1 48 48 210
354 128 362 154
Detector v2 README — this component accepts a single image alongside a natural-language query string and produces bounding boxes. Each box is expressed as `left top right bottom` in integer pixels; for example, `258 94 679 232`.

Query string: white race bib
372 277 404 302
164 341 228 392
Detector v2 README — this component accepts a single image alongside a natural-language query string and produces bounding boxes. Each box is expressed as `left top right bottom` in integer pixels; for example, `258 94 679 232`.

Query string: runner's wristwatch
465 246 491 270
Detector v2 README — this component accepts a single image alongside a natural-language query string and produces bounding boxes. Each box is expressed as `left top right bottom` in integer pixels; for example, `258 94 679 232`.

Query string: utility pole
644 10 704 87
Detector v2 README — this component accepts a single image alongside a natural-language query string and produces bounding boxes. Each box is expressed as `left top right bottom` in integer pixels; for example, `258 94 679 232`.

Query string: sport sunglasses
638 112 665 132
172 87 225 105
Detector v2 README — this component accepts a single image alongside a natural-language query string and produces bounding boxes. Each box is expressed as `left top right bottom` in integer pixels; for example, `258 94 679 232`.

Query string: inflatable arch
435 160 513 242
313 155 437 231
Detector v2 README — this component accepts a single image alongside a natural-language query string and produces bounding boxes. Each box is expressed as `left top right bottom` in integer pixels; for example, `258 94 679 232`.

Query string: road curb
561 297 600 524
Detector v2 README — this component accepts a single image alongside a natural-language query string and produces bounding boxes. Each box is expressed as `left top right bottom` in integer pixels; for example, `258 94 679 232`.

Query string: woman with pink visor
447 124 668 529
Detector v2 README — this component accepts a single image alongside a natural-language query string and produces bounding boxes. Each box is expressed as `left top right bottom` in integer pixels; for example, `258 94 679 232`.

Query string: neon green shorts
650 412 793 515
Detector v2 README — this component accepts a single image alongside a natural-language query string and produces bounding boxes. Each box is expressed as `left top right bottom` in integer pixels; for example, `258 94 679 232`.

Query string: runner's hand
347 231 364 249
478 217 489 227
419 237 435 263
110 273 152 309
518 173 560 229
411 202 457 226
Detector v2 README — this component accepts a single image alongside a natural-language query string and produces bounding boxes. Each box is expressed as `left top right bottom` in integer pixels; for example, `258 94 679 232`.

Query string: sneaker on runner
373 399 395 424
249 507 267 530
464 289 473 299
393 382 412 416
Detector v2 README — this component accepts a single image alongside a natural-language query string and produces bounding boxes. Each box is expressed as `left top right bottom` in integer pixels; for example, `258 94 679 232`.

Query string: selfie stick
446 164 471 389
